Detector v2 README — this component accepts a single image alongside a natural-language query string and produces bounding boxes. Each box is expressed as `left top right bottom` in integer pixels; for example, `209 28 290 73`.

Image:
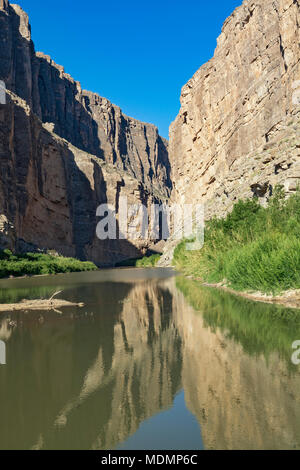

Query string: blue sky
18 0 242 138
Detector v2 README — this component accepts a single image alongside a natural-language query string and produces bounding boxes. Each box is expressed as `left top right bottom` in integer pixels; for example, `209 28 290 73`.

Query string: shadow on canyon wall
0 96 142 264
0 3 172 188
0 4 171 263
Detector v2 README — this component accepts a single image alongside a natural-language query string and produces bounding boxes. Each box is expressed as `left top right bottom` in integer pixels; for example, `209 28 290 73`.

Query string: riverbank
175 276 300 368
0 250 97 279
116 254 161 268
173 187 300 306
201 281 300 309
178 276 300 309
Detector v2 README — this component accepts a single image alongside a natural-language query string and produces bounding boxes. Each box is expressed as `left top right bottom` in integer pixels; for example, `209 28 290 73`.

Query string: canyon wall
0 1 170 265
2 0 300 266
169 0 300 219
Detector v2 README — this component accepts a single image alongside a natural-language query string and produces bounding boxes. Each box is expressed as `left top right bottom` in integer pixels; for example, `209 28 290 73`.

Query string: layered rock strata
158 0 300 266
169 0 300 217
0 2 170 264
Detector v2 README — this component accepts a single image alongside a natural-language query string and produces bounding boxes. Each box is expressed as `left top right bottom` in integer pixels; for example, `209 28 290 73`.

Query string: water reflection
0 269 300 450
173 278 300 450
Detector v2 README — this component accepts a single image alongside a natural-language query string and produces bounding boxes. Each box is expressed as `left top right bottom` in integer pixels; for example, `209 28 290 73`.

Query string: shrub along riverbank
134 254 161 267
0 250 97 278
116 254 161 268
173 187 300 295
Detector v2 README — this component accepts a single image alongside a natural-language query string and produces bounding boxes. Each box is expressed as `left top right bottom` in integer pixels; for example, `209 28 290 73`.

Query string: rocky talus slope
159 0 300 266
0 1 170 265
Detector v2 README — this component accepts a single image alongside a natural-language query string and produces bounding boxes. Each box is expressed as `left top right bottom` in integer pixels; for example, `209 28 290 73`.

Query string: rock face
169 0 300 219
3 0 300 267
0 2 170 265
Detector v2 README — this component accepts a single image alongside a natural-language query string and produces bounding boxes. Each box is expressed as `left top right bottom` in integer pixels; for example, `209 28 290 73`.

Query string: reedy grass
115 254 161 267
173 186 300 294
0 250 97 278
135 254 161 267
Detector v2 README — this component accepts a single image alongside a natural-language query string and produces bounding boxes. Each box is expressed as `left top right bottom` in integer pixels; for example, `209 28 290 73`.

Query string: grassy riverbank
174 187 300 295
116 254 161 268
0 250 97 278
176 276 300 368
134 254 161 267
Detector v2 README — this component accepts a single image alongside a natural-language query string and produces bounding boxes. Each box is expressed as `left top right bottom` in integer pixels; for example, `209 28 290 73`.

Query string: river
0 268 300 450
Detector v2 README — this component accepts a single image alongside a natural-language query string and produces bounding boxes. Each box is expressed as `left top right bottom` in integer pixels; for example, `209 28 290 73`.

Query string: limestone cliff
169 0 300 218
0 1 170 265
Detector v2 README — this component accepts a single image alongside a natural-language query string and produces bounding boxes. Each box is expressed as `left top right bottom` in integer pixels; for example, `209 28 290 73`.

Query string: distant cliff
0 0 171 265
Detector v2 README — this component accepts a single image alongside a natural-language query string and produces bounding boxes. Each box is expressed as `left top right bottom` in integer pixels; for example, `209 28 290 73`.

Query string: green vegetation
135 254 161 267
116 254 161 268
176 276 300 369
174 186 300 294
0 250 97 279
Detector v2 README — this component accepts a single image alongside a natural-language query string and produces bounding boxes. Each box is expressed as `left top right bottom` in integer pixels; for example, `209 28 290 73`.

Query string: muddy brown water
0 268 300 450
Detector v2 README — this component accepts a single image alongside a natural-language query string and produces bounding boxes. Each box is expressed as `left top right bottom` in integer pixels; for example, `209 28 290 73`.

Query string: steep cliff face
0 2 170 265
169 0 300 218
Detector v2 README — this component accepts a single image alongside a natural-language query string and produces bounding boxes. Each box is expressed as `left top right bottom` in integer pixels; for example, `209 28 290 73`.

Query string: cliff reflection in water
0 270 300 450
174 278 300 450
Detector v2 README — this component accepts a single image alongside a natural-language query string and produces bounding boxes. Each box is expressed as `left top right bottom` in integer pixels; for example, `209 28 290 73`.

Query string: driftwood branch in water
0 295 84 313
49 290 63 301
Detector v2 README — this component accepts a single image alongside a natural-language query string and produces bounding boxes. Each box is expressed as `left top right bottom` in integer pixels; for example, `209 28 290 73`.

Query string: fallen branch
0 297 84 312
49 290 63 301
